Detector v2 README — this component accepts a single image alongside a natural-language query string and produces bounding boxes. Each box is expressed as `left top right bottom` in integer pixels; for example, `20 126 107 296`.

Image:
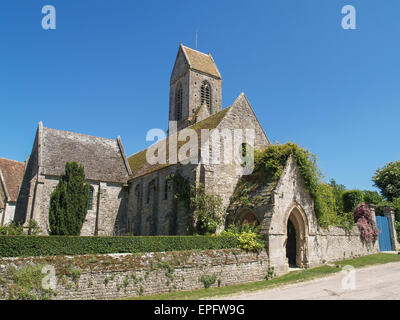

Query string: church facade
13 44 383 273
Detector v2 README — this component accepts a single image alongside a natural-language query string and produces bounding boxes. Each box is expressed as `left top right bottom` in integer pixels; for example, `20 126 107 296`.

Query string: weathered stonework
127 93 270 236
228 156 380 275
9 43 391 282
14 123 131 235
0 249 269 300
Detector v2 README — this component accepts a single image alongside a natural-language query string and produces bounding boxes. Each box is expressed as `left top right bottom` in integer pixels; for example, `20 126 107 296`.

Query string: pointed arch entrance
236 208 260 227
285 206 308 268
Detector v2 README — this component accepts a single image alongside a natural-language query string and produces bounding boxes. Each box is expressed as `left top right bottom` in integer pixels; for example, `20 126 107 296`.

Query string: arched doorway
285 206 308 268
237 208 259 227
286 219 297 267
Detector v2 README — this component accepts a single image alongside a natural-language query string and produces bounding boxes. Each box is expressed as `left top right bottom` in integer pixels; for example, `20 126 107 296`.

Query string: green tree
329 178 346 213
190 184 223 235
49 162 90 235
342 190 364 212
373 160 400 202
363 190 383 205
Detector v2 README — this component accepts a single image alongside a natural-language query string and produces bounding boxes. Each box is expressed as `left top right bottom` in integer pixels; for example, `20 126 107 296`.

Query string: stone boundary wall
308 226 380 266
0 249 269 300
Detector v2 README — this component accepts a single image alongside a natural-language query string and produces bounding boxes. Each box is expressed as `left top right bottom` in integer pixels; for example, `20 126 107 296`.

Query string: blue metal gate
376 215 393 251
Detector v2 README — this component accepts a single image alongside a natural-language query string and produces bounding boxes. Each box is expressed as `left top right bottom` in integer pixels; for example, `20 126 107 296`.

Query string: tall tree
373 160 400 202
329 178 346 213
49 162 90 235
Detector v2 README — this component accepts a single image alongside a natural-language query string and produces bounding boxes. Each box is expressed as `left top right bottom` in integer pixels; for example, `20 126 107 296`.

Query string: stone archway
285 206 308 268
236 208 260 227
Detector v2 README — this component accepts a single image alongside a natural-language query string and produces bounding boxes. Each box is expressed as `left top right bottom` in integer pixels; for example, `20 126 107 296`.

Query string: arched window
88 186 94 210
200 81 211 112
240 143 254 167
135 184 141 206
146 180 156 204
164 179 169 200
175 83 183 121
238 208 259 227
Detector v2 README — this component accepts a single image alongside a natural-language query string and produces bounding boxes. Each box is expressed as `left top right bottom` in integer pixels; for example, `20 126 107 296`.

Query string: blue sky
0 0 399 191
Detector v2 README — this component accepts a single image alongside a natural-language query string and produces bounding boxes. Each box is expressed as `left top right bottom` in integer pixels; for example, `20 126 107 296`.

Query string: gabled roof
39 124 131 184
128 106 231 180
0 157 25 203
181 45 221 79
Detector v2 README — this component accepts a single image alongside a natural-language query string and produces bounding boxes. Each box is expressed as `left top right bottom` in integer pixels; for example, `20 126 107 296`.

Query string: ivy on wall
232 143 355 229
166 173 224 235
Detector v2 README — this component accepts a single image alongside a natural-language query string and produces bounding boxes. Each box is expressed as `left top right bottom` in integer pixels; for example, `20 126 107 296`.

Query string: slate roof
181 45 221 79
40 125 131 183
128 106 231 179
0 157 25 203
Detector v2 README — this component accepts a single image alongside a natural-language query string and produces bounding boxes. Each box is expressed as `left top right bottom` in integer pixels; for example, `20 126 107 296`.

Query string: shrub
342 190 364 213
353 203 379 243
27 220 41 236
395 221 400 242
314 183 337 223
0 235 239 257
49 162 90 235
329 179 346 213
221 224 265 251
200 274 217 288
373 160 400 202
5 264 56 300
363 190 383 205
0 222 24 236
191 184 224 235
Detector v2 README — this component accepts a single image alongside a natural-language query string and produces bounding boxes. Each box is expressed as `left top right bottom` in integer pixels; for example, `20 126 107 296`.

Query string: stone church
13 43 384 273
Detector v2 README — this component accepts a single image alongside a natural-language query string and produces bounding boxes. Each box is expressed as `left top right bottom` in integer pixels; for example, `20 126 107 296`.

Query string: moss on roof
128 106 231 179
182 45 221 79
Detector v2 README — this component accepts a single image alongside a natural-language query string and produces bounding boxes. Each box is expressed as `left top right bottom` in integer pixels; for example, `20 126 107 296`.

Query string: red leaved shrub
354 203 379 243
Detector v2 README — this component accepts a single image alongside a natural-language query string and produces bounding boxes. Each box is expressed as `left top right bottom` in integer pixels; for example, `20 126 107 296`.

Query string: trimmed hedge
342 190 364 212
0 235 239 258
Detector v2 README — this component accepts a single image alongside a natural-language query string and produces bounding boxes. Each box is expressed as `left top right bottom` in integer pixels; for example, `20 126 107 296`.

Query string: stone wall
308 226 380 265
127 164 197 236
3 203 16 225
18 175 127 236
0 249 269 300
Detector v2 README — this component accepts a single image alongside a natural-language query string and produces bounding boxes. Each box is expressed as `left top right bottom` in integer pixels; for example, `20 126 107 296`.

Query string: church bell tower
168 43 222 134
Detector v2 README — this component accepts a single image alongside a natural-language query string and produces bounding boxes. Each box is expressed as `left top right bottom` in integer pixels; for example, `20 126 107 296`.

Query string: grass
126 253 400 300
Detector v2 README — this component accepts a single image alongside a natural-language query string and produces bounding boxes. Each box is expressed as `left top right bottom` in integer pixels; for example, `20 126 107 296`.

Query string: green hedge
0 235 239 258
342 190 364 212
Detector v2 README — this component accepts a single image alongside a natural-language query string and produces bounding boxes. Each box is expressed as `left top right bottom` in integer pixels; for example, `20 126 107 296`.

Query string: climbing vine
166 174 224 235
354 203 379 243
231 143 354 229
166 173 191 209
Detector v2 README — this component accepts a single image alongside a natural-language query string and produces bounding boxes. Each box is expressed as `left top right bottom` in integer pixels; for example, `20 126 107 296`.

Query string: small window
146 183 151 204
135 184 141 206
164 180 169 200
88 186 94 210
200 81 211 112
240 143 254 167
175 83 183 121
147 181 155 204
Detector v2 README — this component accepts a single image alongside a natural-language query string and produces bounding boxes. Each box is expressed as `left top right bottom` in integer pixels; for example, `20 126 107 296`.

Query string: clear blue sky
1 0 399 191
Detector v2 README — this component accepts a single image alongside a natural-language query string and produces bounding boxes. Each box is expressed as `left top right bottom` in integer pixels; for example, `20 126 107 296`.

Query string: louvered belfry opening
200 81 211 112
175 83 183 121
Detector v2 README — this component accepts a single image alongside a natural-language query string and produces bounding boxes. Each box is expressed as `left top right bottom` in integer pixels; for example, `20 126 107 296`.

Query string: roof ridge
182 45 210 56
0 157 24 165
43 126 117 142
